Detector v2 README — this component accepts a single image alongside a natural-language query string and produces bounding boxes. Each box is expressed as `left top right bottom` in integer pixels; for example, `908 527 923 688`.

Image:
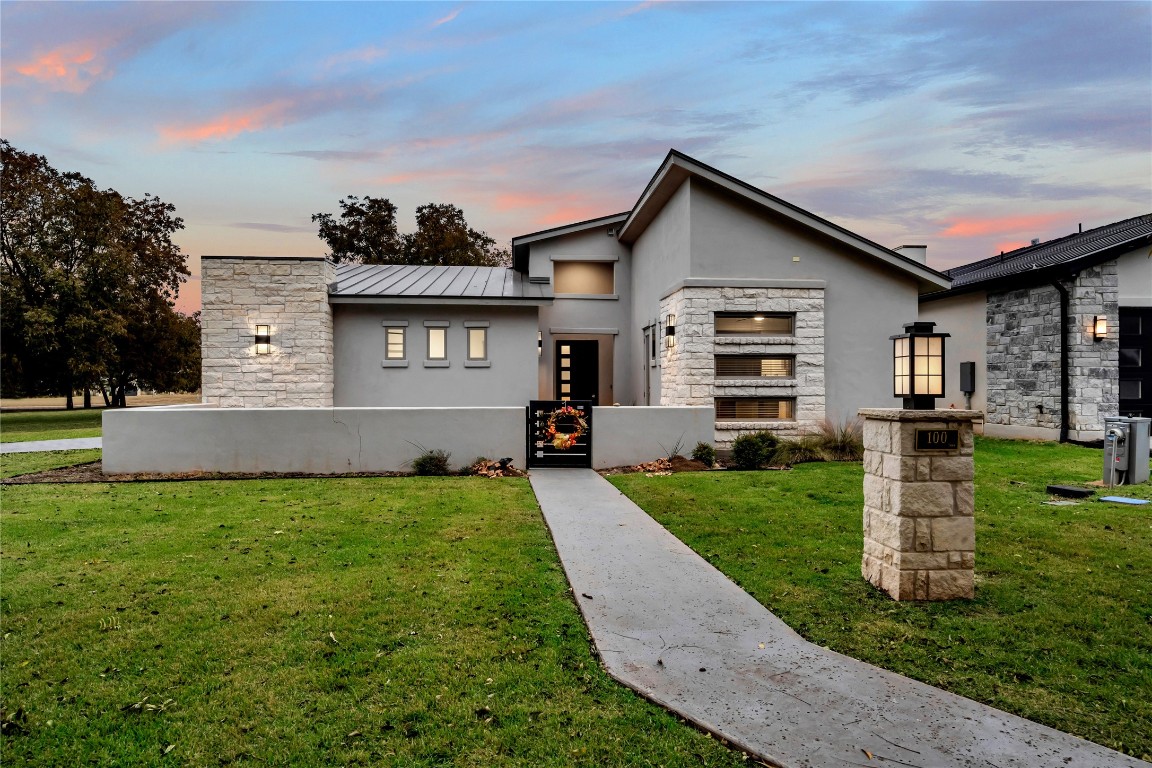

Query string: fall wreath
544 404 588 451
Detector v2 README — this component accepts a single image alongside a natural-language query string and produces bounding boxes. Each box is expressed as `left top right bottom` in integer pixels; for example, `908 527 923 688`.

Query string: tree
311 195 402 264
313 197 509 266
0 140 197 407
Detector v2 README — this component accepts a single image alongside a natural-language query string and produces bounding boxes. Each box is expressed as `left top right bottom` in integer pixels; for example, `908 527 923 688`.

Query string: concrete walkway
0 437 102 454
530 468 1142 768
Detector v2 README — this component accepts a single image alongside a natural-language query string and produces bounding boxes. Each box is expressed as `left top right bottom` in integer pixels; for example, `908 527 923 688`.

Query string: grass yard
0 449 103 479
609 437 1152 760
0 409 104 443
0 477 747 767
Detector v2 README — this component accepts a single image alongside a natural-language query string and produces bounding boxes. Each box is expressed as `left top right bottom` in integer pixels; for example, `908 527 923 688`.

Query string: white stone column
859 408 980 601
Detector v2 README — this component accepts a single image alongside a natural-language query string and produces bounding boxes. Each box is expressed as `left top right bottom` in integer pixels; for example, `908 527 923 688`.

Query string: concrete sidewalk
0 437 102 454
530 468 1142 768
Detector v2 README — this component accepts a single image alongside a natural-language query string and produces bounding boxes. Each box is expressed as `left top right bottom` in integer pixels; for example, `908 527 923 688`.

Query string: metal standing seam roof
329 264 552 301
945 214 1152 289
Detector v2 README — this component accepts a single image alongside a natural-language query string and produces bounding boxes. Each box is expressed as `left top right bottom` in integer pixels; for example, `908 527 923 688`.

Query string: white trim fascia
554 293 619 301
660 278 826 300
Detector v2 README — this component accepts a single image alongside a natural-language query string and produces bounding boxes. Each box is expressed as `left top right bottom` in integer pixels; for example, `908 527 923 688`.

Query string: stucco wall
103 405 712 473
333 304 539 407
1117 244 1152 307
528 225 633 403
628 180 695 406
920 291 988 420
684 180 920 421
201 256 335 407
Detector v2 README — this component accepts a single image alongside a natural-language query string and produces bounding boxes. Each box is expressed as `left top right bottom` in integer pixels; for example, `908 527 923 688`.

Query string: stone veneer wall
985 262 1118 438
658 286 825 446
201 256 335 407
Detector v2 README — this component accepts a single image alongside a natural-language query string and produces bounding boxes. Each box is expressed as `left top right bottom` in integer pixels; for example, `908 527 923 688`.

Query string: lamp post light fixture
891 321 949 410
665 314 676 348
1093 314 1108 340
254 324 271 355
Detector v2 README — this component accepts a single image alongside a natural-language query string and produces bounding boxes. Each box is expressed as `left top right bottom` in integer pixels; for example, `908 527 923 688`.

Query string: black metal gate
526 400 593 468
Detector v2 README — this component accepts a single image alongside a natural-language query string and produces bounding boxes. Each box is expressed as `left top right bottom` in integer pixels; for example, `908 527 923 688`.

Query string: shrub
412 448 452 476
774 436 825 466
730 430 779 470
813 418 864 461
691 441 716 467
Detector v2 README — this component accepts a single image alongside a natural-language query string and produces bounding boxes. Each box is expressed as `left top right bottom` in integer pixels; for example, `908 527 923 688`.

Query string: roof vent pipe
894 244 927 264
1031 238 1041 246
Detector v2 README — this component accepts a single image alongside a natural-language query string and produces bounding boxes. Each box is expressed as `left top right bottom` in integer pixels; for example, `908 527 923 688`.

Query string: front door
1120 307 1152 417
555 340 599 403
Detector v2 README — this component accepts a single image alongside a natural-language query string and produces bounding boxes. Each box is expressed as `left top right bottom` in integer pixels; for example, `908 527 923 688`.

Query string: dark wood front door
555 340 599 404
1120 307 1152 417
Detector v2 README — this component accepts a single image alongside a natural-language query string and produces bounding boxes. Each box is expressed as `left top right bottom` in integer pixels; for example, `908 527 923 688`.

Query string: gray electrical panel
1103 416 1151 486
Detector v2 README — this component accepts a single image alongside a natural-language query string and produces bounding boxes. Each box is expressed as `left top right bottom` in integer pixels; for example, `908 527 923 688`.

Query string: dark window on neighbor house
715 312 793 335
715 355 794 378
715 397 795 421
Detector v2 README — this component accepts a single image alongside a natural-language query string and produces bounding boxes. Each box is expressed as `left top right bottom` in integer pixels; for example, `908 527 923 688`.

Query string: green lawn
0 409 104 443
609 437 1152 760
0 449 102 479
0 477 746 767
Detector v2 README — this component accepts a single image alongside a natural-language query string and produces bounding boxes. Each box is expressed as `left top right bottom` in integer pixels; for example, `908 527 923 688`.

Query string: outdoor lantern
891 321 950 409
1094 315 1108 340
254 325 271 355
665 314 676 348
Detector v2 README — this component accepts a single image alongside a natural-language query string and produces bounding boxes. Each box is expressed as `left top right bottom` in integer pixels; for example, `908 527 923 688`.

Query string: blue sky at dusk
3 1 1149 314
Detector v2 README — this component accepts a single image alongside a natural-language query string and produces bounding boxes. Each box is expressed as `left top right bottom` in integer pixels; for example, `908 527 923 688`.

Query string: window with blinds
714 312 793 335
715 398 795 421
715 355 794 378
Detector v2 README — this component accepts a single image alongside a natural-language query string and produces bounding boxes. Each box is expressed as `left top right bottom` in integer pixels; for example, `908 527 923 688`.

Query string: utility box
1103 416 1151 486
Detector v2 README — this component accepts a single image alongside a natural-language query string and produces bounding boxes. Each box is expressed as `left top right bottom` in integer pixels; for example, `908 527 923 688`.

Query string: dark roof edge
921 235 1151 302
511 212 630 273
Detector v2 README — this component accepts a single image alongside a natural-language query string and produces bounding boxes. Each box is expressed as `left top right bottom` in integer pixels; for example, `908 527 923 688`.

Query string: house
198 150 952 451
919 214 1152 442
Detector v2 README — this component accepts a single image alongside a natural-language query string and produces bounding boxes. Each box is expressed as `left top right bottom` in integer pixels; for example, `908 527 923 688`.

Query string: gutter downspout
1050 280 1070 443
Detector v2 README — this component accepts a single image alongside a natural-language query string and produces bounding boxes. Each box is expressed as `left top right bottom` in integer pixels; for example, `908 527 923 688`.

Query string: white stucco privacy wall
103 406 712 473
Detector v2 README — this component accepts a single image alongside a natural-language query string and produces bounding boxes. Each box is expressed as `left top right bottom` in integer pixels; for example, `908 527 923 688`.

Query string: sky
3 1 1149 315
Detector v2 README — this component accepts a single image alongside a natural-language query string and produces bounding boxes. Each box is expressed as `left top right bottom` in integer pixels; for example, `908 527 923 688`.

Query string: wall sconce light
1093 315 1108 340
665 314 676 348
254 324 271 355
891 321 950 409
538 331 543 356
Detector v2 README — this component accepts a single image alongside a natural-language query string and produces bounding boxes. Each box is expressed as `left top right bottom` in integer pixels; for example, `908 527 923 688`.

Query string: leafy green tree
313 197 509 266
311 195 402 264
0 140 195 407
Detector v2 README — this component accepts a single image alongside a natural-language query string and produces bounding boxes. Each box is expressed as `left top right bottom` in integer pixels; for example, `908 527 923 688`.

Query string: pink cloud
9 44 106 92
938 212 1070 238
431 8 462 27
160 100 298 143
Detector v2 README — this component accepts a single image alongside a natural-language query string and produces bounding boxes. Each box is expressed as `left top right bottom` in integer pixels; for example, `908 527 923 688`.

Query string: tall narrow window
427 327 446 360
468 328 487 360
385 327 405 360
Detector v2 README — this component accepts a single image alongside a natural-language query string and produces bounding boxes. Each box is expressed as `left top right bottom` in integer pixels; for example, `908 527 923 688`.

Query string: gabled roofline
617 149 952 293
511 213 629 273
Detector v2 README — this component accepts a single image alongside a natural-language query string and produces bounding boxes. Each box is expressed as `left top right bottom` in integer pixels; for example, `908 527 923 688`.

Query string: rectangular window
554 261 614 295
1120 379 1141 400
715 355 794 378
385 327 405 360
468 328 487 360
1120 348 1141 367
427 327 446 360
715 398 795 421
715 312 793 336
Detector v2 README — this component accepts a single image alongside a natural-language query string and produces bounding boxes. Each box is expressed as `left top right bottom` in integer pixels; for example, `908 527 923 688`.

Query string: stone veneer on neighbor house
201 256 335 407
985 262 1118 438
659 285 825 446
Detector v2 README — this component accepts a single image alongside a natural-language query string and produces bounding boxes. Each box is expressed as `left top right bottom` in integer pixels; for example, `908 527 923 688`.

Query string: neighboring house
201 149 952 447
920 214 1152 442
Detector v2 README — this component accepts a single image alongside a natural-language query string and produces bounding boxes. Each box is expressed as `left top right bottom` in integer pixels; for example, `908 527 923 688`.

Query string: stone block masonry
860 408 980 601
659 285 825 447
201 256 335 407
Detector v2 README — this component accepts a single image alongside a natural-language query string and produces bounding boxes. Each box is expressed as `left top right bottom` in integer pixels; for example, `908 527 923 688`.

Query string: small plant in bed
411 447 452 476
